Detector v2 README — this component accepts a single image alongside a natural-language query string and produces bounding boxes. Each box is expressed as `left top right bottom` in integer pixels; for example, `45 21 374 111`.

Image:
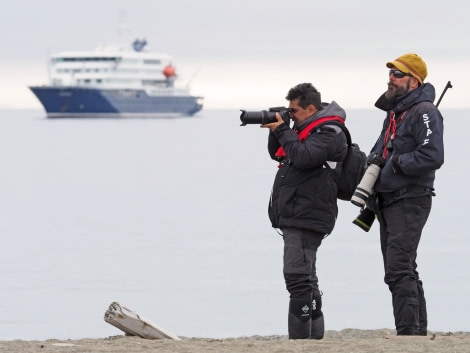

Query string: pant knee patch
284 273 312 298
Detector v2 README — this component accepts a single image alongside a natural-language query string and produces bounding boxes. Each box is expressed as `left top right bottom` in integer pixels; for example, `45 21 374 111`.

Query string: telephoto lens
352 207 376 232
239 110 277 126
351 164 381 207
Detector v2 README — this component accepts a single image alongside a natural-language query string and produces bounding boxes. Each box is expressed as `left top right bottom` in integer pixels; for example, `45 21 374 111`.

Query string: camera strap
274 116 345 164
382 110 408 159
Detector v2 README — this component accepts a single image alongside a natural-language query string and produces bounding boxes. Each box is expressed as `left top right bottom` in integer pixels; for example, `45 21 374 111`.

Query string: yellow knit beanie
386 53 428 84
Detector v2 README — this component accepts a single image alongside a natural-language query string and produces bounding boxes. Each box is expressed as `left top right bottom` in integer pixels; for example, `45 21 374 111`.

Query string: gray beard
385 81 411 101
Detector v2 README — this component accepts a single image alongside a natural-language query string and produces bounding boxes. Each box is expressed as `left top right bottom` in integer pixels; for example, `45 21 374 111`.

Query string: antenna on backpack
435 81 452 108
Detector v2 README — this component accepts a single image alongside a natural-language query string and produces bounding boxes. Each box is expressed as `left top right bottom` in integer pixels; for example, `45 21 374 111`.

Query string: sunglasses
389 69 410 79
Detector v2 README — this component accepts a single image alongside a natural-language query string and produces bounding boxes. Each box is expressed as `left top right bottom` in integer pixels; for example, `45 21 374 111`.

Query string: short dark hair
286 83 322 110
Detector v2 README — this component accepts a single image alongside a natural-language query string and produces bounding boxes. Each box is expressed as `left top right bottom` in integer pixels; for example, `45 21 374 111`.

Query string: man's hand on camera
366 153 386 167
260 112 285 131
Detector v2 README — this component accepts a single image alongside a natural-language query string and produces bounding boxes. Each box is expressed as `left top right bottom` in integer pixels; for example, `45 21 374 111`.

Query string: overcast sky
1 0 468 109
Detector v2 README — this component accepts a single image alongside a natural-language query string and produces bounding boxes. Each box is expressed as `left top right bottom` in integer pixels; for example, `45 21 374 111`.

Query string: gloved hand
366 153 386 168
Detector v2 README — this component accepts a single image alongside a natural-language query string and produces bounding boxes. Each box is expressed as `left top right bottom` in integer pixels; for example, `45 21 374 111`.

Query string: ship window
122 59 138 64
143 59 161 65
53 57 120 62
142 80 166 86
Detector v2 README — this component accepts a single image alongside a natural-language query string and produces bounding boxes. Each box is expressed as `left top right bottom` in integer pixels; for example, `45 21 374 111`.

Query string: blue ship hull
29 87 203 118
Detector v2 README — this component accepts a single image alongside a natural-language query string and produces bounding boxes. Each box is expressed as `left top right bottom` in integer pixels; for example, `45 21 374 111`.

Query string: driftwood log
104 302 180 340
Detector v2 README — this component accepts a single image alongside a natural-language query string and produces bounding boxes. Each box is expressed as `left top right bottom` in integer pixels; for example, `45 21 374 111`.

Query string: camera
350 153 385 208
240 106 292 126
352 207 376 232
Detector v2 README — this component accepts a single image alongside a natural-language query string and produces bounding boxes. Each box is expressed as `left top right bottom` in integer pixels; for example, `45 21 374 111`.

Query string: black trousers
377 195 431 335
281 227 324 299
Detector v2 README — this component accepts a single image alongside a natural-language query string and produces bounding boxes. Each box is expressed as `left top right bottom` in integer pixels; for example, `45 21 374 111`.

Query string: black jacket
267 101 348 235
371 83 444 193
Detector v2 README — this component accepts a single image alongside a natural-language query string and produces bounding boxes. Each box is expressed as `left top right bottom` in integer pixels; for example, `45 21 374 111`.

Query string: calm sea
0 108 468 340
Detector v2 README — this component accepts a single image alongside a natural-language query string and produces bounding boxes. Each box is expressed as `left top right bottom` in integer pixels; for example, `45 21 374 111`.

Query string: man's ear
410 76 420 89
308 104 318 114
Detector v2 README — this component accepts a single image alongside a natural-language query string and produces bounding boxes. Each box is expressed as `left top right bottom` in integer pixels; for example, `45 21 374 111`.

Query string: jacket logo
422 113 432 145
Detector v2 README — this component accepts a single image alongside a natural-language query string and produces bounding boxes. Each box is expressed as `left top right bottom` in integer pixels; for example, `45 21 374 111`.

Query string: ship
29 39 203 118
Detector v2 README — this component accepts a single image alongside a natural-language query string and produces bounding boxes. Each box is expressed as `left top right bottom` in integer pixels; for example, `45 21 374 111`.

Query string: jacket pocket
278 186 297 219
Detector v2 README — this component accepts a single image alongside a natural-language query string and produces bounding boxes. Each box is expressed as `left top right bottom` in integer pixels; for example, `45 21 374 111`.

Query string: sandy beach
2 329 470 353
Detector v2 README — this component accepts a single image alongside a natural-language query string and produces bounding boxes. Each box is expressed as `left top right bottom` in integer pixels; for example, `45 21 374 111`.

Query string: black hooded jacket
370 83 444 193
267 101 348 235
